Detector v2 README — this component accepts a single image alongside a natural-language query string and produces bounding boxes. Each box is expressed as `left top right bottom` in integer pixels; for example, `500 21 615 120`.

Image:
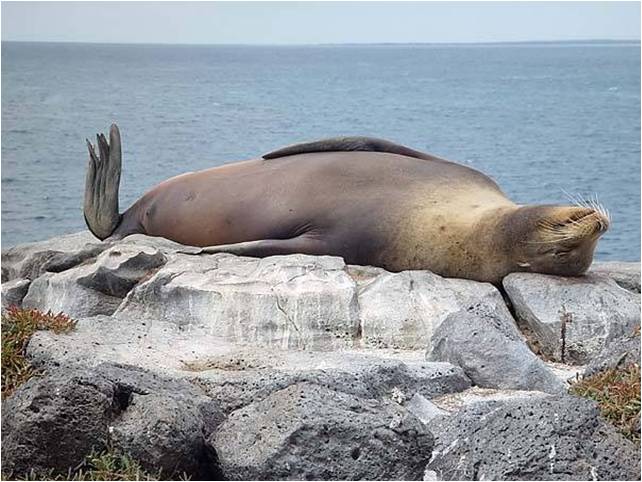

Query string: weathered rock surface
1 231 106 282
1 278 31 309
426 395 641 481
212 382 433 480
116 250 511 351
584 332 641 377
117 253 361 350
503 272 641 364
351 267 507 350
3 231 640 481
427 304 565 393
22 245 167 318
26 314 470 414
1 363 223 479
591 261 641 293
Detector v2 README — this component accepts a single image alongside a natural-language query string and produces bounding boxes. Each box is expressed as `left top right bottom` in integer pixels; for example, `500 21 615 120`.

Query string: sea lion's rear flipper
198 236 326 258
262 136 442 162
84 124 122 240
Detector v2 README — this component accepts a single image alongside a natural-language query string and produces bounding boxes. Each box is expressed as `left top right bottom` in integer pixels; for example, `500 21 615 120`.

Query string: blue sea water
1 41 640 260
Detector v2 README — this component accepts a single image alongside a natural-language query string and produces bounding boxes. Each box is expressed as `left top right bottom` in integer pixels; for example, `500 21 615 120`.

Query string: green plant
571 363 641 444
2 448 168 481
1 306 76 399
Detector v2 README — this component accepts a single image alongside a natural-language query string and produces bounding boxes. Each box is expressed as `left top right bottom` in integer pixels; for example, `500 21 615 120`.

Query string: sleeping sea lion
83 124 609 284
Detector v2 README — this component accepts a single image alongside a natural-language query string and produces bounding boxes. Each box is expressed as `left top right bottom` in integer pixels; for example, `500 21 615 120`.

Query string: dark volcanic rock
426 395 641 481
211 382 433 480
427 304 564 394
1 369 116 477
1 363 223 479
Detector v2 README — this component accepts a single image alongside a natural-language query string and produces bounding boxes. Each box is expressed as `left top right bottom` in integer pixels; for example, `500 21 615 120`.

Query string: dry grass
571 363 641 444
2 448 167 481
1 306 76 399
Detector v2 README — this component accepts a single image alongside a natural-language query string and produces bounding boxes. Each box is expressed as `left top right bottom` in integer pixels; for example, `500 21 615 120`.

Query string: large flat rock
7 232 510 351
27 314 471 414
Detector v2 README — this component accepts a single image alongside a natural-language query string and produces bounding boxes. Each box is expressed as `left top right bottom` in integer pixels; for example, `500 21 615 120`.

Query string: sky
1 1 640 45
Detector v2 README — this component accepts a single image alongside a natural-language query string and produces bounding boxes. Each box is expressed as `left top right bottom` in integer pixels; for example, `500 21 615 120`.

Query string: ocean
1 41 640 260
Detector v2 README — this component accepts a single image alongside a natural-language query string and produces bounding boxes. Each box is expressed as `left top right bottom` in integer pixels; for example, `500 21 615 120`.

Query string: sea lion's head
507 203 610 277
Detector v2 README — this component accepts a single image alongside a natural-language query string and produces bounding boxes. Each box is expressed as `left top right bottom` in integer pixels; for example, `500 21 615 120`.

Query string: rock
584 333 641 377
591 261 641 293
195 355 471 414
6 232 526 351
23 271 122 318
211 382 433 480
503 272 641 364
76 245 167 298
22 245 167 318
26 314 470 414
117 253 361 350
1 231 106 282
1 363 222 479
353 268 508 350
431 386 550 412
117 249 511 351
426 395 641 481
427 304 565 393
406 393 448 424
1 278 31 309
1 367 116 477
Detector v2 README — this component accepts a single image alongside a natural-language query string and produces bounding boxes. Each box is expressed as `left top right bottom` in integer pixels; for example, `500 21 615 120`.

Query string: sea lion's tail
84 124 122 240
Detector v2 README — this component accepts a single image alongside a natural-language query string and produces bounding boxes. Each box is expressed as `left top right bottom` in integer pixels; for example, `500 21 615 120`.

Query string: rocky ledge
1 231 640 480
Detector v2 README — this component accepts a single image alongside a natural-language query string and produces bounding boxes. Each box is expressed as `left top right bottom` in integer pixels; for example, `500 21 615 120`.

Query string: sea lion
84 124 610 284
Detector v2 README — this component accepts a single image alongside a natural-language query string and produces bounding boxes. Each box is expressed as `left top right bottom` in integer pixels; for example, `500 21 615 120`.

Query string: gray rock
211 382 433 480
117 253 361 350
22 245 167 318
353 268 508 350
76 245 167 297
195 355 471 414
1 363 223 479
23 271 122 318
406 393 448 424
1 368 116 477
503 272 641 364
584 333 641 377
591 261 641 293
117 249 510 351
427 304 565 393
25 314 469 414
1 278 31 309
426 395 641 481
1 231 107 282
431 386 550 412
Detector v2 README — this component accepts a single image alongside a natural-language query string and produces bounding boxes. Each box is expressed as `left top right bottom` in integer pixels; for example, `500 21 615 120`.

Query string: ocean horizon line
2 38 640 48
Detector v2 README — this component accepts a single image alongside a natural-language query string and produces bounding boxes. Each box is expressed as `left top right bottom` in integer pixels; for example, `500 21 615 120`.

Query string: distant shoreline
2 39 640 48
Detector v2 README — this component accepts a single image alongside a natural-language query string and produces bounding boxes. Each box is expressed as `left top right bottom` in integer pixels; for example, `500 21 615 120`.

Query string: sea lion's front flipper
198 235 326 258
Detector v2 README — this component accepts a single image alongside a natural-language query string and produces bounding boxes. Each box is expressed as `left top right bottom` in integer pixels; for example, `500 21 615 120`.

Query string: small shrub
1 306 76 399
570 363 641 444
2 448 167 481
